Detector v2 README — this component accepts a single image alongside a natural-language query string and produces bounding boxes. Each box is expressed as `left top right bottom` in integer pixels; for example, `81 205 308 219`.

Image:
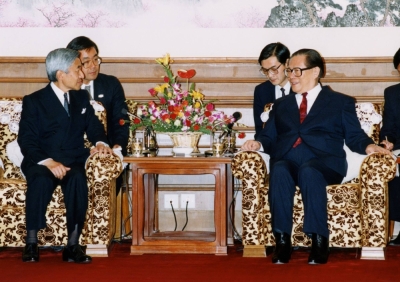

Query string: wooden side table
124 156 233 255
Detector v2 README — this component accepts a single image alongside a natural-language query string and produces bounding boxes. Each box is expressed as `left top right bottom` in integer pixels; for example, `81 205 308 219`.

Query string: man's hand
380 140 394 150
91 143 113 156
42 159 70 180
241 140 261 151
366 144 393 155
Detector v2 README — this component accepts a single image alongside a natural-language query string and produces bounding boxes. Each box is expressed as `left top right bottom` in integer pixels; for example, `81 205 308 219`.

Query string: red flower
182 100 189 107
206 103 214 111
134 118 141 124
206 125 212 130
170 113 177 120
160 97 167 104
148 88 157 96
168 105 175 112
119 119 125 126
161 114 170 121
163 76 169 83
238 132 246 139
204 111 211 117
185 120 191 126
177 69 196 79
193 124 200 131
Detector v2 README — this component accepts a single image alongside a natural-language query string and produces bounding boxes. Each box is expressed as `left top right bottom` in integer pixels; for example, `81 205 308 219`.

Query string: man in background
67 36 129 196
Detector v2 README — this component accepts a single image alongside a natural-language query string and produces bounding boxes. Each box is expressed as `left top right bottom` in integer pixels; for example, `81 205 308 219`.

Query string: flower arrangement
123 54 244 136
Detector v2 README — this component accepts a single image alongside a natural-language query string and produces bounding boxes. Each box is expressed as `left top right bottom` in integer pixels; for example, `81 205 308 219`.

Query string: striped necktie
63 93 69 117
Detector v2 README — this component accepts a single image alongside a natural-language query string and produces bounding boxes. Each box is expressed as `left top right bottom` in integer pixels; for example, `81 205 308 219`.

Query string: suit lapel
39 84 70 126
284 95 301 125
302 87 332 125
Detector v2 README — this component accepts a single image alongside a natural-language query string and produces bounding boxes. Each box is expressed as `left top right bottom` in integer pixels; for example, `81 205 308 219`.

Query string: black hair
393 48 400 69
291 48 325 79
66 36 99 54
258 42 290 65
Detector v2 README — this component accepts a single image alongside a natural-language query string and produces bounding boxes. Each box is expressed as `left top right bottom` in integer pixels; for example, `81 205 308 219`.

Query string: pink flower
148 88 157 96
206 103 214 111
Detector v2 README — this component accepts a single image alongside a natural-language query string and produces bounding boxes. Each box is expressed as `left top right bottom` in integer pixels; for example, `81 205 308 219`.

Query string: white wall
1 27 400 58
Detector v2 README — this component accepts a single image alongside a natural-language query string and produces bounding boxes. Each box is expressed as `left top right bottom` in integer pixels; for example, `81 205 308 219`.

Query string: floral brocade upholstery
125 99 138 156
231 102 396 250
0 98 122 254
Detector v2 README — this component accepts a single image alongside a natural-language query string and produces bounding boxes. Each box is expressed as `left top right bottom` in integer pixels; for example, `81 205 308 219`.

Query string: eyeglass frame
284 66 315 78
259 63 282 76
82 57 102 69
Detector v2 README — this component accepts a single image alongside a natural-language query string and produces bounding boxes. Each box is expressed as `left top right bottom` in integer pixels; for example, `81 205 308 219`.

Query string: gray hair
45 48 80 82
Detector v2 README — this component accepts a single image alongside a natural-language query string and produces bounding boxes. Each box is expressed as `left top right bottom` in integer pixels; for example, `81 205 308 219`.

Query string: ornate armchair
0 98 123 257
231 102 396 260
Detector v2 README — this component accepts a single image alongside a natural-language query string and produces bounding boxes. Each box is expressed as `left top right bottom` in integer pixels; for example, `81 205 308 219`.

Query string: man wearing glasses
67 36 129 196
254 42 293 138
241 49 391 264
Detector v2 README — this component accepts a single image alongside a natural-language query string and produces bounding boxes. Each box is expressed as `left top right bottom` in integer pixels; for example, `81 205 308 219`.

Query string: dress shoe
308 233 329 264
62 244 92 264
22 243 39 262
272 232 292 264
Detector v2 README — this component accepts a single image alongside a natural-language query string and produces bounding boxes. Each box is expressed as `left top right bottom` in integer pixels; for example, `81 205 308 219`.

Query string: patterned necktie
293 92 308 147
85 85 92 100
281 87 285 97
63 93 70 117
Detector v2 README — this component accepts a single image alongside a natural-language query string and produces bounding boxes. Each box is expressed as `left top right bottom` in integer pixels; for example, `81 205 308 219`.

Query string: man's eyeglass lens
83 58 102 68
260 64 281 76
284 67 313 77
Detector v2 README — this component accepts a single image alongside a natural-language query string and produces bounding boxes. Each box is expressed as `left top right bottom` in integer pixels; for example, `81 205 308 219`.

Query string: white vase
166 132 202 155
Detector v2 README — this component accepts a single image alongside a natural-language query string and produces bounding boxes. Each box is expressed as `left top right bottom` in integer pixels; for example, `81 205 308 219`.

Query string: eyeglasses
259 64 282 76
284 66 314 77
82 57 102 69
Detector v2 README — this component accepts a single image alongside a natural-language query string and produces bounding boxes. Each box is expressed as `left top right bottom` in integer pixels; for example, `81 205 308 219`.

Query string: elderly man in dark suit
253 42 294 138
18 48 113 263
67 36 129 196
242 49 391 264
379 47 400 245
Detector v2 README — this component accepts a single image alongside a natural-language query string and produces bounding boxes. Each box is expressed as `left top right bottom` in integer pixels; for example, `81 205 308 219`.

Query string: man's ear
55 70 64 81
313 66 320 79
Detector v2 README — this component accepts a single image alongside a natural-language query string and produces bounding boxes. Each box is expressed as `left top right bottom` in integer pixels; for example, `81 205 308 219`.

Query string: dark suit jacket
18 84 108 173
91 73 129 155
257 86 374 176
380 83 400 150
253 80 294 139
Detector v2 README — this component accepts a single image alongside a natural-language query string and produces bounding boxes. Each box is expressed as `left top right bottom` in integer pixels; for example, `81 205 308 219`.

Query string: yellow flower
154 83 169 94
191 90 204 100
194 101 201 108
156 53 174 66
178 112 184 118
167 92 173 98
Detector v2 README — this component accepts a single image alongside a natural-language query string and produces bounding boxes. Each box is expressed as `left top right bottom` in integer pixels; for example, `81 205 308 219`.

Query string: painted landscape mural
0 0 398 28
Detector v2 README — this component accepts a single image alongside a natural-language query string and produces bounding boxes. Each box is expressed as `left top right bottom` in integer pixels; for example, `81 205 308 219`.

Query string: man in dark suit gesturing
67 36 129 196
242 49 391 264
379 47 400 245
18 48 113 263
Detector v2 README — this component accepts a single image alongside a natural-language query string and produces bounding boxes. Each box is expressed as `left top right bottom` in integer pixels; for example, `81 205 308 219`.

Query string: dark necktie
280 87 286 97
63 93 70 117
293 92 308 147
85 85 92 100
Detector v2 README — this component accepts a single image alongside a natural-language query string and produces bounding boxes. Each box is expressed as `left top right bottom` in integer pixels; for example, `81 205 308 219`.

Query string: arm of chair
231 151 269 246
83 152 123 245
359 153 396 247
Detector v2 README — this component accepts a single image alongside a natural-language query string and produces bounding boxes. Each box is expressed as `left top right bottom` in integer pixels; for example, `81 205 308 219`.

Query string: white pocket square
98 94 104 98
81 108 86 114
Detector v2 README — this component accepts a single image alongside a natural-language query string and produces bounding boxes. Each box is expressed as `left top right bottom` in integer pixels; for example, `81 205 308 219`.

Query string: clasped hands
44 143 113 180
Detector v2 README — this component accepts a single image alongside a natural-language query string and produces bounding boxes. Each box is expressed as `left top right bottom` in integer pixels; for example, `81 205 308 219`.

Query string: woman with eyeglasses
253 42 292 138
